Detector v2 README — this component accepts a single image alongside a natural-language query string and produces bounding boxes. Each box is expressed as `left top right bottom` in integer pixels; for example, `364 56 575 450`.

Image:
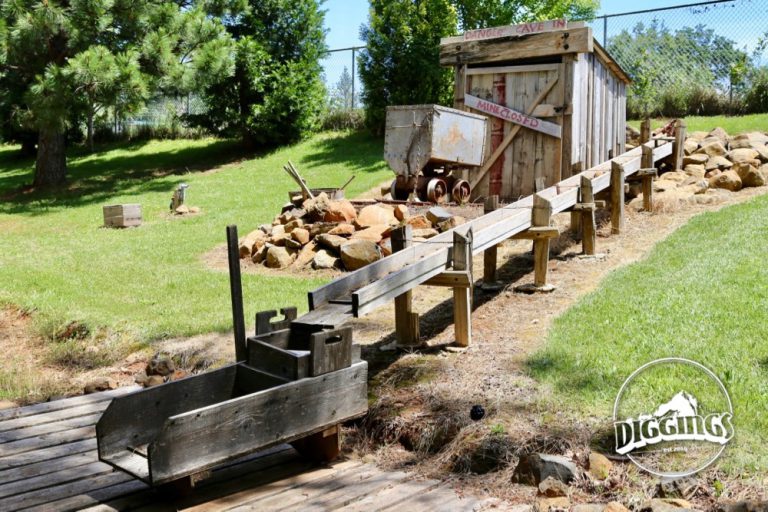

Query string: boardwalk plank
0 450 96 485
0 387 136 422
0 425 94 457
1 470 133 510
0 438 96 470
0 413 101 444
0 460 113 499
23 479 151 512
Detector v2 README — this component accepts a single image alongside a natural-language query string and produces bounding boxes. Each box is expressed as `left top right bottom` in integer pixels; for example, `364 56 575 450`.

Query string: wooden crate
440 21 630 200
103 204 142 228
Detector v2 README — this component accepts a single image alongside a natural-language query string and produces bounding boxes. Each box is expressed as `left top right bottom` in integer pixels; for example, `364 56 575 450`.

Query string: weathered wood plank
465 94 562 138
1 438 96 470
0 460 114 499
0 449 95 485
147 362 367 484
335 477 443 511
0 412 100 444
440 27 593 65
392 226 420 347
0 401 114 434
0 469 134 510
467 63 559 76
441 19 582 45
0 425 95 457
0 387 136 422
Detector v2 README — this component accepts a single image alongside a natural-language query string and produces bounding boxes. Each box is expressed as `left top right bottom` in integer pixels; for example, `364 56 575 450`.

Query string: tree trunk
33 128 67 188
87 108 95 152
19 136 37 157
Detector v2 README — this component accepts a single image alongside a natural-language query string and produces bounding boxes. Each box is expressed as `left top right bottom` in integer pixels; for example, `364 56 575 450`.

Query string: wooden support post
641 145 655 212
481 195 501 291
515 195 556 293
672 119 687 171
640 118 651 144
570 162 584 237
610 161 625 235
580 175 596 255
391 225 420 347
452 229 472 347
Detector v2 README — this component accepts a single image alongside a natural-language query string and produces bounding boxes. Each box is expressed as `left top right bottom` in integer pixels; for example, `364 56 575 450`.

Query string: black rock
470 405 485 421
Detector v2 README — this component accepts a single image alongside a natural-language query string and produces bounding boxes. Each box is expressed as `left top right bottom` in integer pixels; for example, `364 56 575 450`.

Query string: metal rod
602 15 607 47
351 47 356 109
226 225 247 362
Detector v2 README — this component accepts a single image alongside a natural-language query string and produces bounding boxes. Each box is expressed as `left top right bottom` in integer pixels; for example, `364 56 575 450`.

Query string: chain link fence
586 0 768 118
321 46 364 110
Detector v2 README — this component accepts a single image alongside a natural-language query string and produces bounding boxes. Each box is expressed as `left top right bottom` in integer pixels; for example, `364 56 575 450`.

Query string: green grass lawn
0 132 390 343
628 113 768 134
528 195 768 473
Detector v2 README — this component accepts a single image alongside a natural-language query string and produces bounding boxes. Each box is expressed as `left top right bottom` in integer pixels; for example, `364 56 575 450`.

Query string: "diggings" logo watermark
613 358 734 477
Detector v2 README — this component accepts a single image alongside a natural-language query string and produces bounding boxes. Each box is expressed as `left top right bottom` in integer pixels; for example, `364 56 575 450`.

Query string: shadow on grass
299 131 386 175
0 139 248 216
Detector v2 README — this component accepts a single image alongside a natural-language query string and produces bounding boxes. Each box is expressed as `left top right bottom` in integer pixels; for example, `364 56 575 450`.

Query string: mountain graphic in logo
638 391 698 421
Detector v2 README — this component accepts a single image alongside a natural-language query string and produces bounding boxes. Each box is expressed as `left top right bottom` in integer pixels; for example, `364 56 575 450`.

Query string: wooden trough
96 226 368 488
441 19 631 200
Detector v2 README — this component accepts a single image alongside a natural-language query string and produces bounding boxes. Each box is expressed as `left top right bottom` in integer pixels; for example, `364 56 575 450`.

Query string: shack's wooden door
465 63 564 200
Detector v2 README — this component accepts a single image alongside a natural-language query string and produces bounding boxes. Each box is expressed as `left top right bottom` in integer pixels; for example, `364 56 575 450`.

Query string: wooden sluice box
96 226 368 487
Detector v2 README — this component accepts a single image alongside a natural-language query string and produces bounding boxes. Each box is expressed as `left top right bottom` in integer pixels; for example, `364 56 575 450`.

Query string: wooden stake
532 194 552 287
610 160 625 235
391 225 420 347
482 195 501 290
452 229 472 347
641 145 655 212
640 118 651 144
580 175 596 255
672 119 687 171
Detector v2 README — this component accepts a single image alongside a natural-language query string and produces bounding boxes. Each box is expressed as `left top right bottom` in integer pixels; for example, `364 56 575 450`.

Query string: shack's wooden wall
467 65 562 199
569 52 626 174
455 45 627 201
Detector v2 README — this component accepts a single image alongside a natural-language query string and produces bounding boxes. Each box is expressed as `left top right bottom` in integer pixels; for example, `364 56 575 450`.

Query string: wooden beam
424 271 472 288
610 160 625 234
466 63 559 75
580 175 596 255
453 64 467 111
482 195 500 290
391 226 420 348
533 194 553 288
469 77 559 190
452 230 472 347
440 27 593 66
510 226 560 240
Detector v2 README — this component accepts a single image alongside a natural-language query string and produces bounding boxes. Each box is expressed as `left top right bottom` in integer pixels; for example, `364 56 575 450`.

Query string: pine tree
195 0 328 148
0 1 237 188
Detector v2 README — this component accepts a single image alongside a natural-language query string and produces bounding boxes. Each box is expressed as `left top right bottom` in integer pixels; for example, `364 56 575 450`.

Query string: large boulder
705 155 733 172
394 204 409 221
687 131 708 141
728 148 759 164
682 153 708 166
356 204 397 227
292 228 310 245
328 223 356 236
511 453 577 485
734 162 766 188
324 200 357 223
695 141 727 158
412 228 439 239
683 164 706 178
708 126 729 145
239 230 267 258
265 246 294 268
709 170 742 191
316 233 347 253
751 143 768 162
406 215 432 229
683 139 699 155
313 249 340 270
340 240 382 270
351 224 390 243
303 192 331 221
437 215 466 232
293 241 318 268
426 206 453 225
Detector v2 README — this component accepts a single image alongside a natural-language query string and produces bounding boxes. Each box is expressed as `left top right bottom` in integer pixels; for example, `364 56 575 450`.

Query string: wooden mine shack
440 20 631 200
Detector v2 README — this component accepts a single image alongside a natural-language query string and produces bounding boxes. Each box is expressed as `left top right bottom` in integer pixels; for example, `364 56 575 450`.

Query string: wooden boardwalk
0 388 502 511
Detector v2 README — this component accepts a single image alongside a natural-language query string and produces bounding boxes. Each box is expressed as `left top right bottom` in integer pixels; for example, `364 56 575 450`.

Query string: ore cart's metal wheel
390 179 410 200
452 179 471 204
426 178 448 203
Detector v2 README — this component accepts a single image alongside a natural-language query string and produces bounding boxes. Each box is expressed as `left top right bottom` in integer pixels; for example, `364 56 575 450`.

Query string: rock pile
238 193 466 271
630 128 768 209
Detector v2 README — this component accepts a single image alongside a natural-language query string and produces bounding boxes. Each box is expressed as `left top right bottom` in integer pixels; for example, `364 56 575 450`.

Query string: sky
320 0 768 89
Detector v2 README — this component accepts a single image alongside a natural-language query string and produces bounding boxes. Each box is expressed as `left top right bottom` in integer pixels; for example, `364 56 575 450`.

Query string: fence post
351 47 356 109
610 160 625 234
603 15 608 47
